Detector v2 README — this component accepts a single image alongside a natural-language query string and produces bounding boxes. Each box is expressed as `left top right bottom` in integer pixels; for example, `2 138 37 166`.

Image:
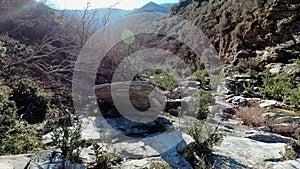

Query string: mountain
56 2 172 28
132 2 169 14
159 3 174 10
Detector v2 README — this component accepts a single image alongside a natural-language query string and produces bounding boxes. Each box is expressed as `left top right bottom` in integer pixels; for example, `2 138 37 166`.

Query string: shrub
235 107 265 127
51 121 82 163
259 74 293 101
0 81 17 130
235 107 299 136
192 70 209 85
289 86 300 109
188 121 223 167
281 131 300 160
0 122 45 155
149 161 171 169
197 89 213 119
88 139 122 169
259 74 300 109
11 80 52 124
151 73 178 91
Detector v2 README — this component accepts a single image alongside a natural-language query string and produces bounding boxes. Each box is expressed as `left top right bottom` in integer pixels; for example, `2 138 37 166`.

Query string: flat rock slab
266 159 300 169
213 136 286 168
0 155 31 169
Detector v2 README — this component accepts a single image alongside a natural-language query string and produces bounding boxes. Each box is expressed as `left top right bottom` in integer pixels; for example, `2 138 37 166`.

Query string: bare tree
61 1 119 47
4 1 118 87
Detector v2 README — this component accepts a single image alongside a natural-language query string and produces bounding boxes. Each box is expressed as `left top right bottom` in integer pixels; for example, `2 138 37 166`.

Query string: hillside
0 0 300 169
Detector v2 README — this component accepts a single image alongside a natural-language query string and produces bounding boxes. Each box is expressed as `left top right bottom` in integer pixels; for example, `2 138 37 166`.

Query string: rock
173 86 197 97
226 96 249 107
242 91 262 98
109 140 160 159
168 109 179 117
232 74 252 79
257 126 272 132
265 159 300 169
261 112 285 120
179 80 201 87
120 157 166 169
165 99 181 112
105 116 172 137
0 155 31 169
259 100 278 108
245 132 295 144
275 116 300 124
213 136 285 167
30 151 86 169
95 81 166 115
42 132 53 144
217 83 231 95
265 63 286 75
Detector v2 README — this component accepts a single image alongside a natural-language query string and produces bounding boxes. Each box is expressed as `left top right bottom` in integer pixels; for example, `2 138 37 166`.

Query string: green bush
0 122 45 155
11 80 52 124
151 73 178 91
0 81 17 130
188 121 223 168
197 89 213 120
259 74 300 109
0 80 45 155
192 70 209 85
281 131 300 160
51 122 82 163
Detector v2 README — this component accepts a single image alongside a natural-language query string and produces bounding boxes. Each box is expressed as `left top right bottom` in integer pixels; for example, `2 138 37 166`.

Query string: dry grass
235 107 265 127
235 107 299 137
272 122 299 137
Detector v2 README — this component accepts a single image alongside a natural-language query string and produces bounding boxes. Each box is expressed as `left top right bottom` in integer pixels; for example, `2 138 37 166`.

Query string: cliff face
172 0 300 65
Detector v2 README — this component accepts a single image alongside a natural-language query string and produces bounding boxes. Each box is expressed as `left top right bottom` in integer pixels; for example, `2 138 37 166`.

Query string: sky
40 0 179 10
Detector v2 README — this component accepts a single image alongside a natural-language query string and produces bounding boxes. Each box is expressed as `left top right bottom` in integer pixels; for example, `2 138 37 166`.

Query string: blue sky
40 0 179 10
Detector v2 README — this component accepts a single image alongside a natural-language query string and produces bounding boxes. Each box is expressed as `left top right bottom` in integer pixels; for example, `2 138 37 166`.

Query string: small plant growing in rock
281 131 300 160
192 70 209 85
148 161 171 169
188 121 223 168
51 121 83 165
88 139 122 169
197 89 213 120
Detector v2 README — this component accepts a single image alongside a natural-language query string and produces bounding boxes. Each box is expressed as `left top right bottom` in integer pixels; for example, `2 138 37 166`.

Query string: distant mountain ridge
131 2 169 14
57 2 174 27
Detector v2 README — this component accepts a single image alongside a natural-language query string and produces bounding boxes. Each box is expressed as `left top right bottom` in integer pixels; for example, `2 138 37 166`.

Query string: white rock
259 100 277 108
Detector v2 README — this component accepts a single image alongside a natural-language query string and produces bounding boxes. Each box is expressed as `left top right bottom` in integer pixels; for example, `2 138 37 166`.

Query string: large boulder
94 81 166 117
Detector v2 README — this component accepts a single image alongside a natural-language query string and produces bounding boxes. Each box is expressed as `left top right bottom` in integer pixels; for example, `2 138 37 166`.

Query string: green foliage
188 121 223 167
209 72 224 89
0 81 17 129
88 139 122 169
192 70 209 84
0 80 46 155
149 161 171 169
151 73 178 91
259 74 300 109
51 122 82 163
11 80 52 124
0 122 45 155
293 58 300 69
281 131 300 160
235 58 263 73
197 89 213 119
